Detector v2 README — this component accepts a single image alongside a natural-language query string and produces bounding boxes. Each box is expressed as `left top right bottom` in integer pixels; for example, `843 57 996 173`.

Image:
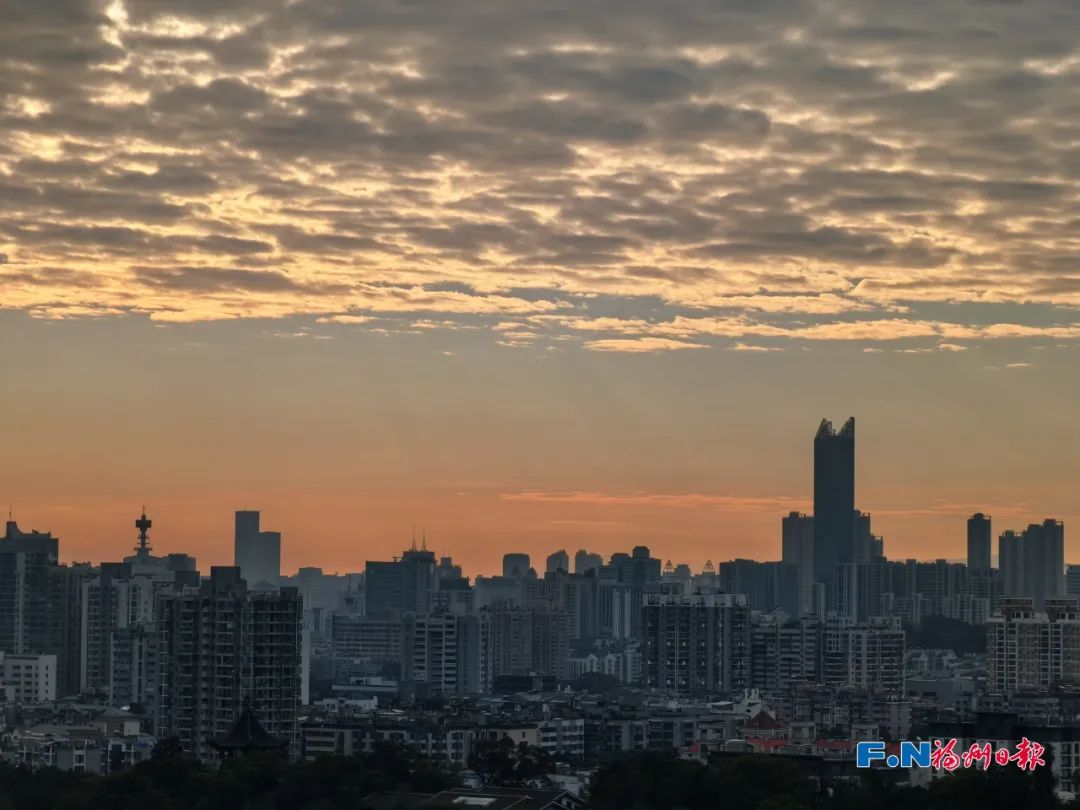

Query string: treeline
0 740 452 810
0 742 1070 810
589 750 1064 810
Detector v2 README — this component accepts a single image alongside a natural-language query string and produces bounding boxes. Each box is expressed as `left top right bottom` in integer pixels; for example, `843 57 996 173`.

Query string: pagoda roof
209 706 288 752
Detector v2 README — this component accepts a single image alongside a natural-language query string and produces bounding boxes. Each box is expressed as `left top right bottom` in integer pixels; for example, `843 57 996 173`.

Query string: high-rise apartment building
0 520 81 696
823 616 905 693
967 513 992 572
749 614 821 691
403 613 484 696
233 510 282 585
997 521 1065 608
546 549 570 574
502 553 532 579
157 567 303 762
988 598 1080 695
574 550 603 575
642 592 750 696
1022 520 1065 609
813 418 856 585
999 530 1024 597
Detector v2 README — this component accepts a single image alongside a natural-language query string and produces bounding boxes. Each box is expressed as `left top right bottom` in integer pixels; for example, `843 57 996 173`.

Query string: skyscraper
233 510 282 585
782 512 814 615
999 530 1023 597
1022 520 1065 609
967 513 992 572
813 418 856 585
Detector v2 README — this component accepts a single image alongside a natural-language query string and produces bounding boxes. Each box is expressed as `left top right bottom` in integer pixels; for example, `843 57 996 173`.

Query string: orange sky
3 0 1079 573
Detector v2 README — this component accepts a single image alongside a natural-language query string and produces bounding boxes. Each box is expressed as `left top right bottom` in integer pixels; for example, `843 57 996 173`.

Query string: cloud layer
2 0 1080 349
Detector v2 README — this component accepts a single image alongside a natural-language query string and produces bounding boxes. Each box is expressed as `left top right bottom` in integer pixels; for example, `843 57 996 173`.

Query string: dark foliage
0 742 453 810
589 750 1066 810
465 738 555 786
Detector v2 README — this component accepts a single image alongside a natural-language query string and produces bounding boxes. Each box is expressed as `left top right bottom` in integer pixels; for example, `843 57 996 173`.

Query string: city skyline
4 0 1080 576
3 415 1073 576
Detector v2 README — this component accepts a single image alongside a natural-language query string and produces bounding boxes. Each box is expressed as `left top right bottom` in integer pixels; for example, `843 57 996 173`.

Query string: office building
782 512 815 616
233 510 282 585
967 513 992 572
364 544 437 618
157 567 303 762
813 418 856 585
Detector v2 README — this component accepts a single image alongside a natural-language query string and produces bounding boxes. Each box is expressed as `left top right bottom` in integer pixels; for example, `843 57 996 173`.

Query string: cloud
583 337 708 353
0 0 1077 347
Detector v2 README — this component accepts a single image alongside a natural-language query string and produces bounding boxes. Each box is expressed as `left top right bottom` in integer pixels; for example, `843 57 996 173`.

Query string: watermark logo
856 738 1046 771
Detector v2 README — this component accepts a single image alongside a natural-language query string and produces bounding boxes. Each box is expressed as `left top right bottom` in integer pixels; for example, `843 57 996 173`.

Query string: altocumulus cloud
0 0 1079 350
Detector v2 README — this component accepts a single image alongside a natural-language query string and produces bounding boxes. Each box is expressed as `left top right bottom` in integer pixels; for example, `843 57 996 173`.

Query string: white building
0 652 58 704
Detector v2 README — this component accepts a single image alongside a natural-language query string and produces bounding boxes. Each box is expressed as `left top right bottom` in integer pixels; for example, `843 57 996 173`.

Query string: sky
2 0 1079 575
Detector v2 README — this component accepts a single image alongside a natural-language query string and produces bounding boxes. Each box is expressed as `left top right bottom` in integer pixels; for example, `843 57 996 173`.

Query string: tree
466 738 555 786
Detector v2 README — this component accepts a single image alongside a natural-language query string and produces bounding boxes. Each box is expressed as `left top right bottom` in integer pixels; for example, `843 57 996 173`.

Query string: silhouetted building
968 513 992 572
782 512 815 615
157 567 303 762
997 521 1065 608
813 418 856 586
233 510 281 585
546 549 569 574
363 538 438 618
1023 520 1065 609
1000 530 1023 597
574 549 602 575
0 520 80 696
502 553 532 579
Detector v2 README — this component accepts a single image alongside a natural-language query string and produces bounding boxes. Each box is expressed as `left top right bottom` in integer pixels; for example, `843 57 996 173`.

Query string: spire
421 524 427 551
411 524 417 551
135 508 152 557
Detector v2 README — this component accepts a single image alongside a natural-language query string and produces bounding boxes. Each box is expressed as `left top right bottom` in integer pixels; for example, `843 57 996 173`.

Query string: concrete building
967 513 992 572
0 520 81 697
642 592 750 696
157 567 303 762
782 512 815 616
813 418 856 586
546 549 570 575
988 598 1080 695
502 553 532 579
233 510 282 586
0 652 57 704
364 545 437 618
